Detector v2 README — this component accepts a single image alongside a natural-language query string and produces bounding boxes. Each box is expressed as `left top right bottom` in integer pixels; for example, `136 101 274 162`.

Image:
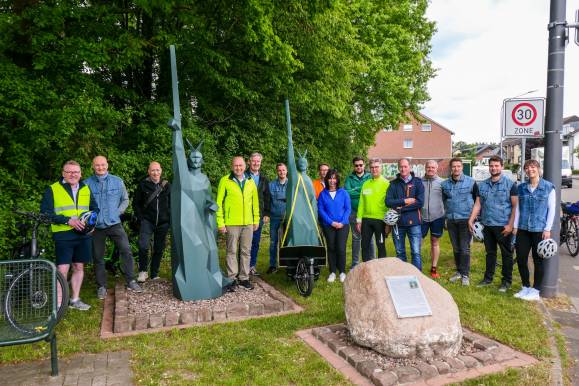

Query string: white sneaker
514 287 530 298
327 273 336 283
339 273 346 283
137 271 148 283
521 288 541 301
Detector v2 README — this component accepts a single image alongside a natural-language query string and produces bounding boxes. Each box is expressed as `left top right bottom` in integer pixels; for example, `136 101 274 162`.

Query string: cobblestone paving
0 351 133 386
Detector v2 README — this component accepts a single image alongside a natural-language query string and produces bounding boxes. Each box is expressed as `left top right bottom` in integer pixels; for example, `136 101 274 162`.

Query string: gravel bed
334 328 481 370
127 278 274 316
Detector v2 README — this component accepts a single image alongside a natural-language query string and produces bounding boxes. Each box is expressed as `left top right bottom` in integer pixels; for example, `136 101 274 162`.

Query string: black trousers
446 219 471 277
138 219 170 278
361 218 387 261
322 225 349 274
483 225 513 284
515 230 544 289
92 223 135 286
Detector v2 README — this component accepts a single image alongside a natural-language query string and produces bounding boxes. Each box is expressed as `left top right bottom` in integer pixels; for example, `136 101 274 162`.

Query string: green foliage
0 0 434 256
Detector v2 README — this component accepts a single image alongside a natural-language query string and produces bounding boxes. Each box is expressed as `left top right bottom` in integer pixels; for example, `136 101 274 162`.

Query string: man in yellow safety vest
41 160 99 311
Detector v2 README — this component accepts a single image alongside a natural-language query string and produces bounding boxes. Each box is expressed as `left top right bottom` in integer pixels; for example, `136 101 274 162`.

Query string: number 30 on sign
503 98 545 138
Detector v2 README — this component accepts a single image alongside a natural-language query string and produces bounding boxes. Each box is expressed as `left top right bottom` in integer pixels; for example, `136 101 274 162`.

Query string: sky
422 0 579 144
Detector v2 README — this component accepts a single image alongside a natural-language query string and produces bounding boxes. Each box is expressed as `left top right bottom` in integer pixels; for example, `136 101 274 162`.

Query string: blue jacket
385 173 424 227
441 174 476 220
517 178 553 232
478 175 515 226
269 179 288 220
40 179 99 241
84 173 129 229
317 188 351 227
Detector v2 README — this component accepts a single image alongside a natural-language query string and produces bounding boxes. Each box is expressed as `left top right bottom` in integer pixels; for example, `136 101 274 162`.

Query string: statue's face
188 151 203 169
297 157 307 172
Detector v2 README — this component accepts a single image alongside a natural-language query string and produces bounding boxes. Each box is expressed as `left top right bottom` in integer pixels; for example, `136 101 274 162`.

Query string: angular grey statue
281 99 322 247
168 45 231 300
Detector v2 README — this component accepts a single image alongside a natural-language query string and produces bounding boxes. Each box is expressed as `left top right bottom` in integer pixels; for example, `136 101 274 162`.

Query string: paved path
553 247 579 385
0 351 133 386
557 184 579 385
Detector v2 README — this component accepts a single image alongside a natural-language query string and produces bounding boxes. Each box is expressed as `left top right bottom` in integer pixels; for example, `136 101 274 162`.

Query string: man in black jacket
246 152 271 276
134 161 171 282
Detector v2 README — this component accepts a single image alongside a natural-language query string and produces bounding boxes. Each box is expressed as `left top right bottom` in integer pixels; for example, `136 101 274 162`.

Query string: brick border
101 278 303 339
297 324 538 386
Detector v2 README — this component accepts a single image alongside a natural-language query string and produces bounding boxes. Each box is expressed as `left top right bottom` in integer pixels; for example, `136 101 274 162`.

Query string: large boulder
344 258 462 359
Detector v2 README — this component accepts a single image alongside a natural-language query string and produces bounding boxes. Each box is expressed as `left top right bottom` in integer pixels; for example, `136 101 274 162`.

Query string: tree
0 0 435 255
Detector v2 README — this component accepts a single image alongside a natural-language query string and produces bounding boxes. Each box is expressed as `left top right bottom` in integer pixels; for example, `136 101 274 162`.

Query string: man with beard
468 155 517 292
421 160 445 279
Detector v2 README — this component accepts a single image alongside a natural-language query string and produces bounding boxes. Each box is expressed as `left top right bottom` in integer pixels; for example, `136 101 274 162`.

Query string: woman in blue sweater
318 169 351 283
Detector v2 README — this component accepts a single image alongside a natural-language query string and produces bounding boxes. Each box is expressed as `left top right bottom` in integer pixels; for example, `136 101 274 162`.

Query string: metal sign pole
542 0 566 298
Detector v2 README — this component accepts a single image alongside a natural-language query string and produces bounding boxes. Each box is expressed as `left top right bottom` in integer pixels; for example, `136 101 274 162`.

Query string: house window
403 124 413 131
403 139 413 148
421 124 432 132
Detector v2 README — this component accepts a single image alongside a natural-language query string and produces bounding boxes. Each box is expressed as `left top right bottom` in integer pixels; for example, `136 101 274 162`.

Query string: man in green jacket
356 159 390 261
344 156 374 267
216 156 260 290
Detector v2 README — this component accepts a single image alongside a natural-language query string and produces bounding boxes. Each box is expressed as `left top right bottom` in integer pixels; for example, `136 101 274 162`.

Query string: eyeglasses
354 164 364 167
64 171 80 175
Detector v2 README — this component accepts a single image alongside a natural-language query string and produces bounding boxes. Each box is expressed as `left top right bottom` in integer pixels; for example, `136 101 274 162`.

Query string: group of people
41 156 171 310
303 155 554 301
41 151 554 309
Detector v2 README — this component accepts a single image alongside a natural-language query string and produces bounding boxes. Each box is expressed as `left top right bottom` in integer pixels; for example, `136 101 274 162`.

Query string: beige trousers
225 225 253 281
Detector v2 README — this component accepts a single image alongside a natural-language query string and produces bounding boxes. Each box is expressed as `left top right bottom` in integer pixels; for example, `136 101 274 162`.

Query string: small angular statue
168 45 231 300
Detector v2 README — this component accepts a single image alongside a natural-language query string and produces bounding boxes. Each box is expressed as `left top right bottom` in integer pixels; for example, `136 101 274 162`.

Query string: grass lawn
0 231 555 385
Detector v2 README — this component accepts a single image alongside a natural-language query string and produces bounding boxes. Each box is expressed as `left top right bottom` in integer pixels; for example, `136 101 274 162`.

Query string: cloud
423 0 579 144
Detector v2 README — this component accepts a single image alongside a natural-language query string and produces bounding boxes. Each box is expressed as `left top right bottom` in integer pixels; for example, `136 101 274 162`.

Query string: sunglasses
354 164 364 167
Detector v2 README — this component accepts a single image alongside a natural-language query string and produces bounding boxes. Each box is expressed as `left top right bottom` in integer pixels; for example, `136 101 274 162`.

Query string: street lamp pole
542 0 567 298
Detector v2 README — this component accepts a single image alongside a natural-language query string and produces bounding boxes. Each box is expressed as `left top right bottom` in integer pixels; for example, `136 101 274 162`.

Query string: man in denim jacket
442 158 478 286
267 163 288 274
85 156 142 299
468 155 518 292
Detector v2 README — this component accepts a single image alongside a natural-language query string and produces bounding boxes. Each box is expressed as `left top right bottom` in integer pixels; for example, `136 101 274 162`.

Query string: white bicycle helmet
472 221 484 242
383 209 400 225
537 238 557 259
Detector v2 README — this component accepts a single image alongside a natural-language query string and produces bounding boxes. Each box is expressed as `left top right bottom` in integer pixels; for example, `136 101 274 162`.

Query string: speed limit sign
502 98 545 138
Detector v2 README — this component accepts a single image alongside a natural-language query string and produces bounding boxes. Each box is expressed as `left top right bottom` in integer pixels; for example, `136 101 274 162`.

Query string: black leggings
361 218 387 261
515 230 544 289
322 225 349 274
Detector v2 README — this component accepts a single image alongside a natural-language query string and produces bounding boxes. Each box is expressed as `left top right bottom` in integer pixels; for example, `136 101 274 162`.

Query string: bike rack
0 259 61 376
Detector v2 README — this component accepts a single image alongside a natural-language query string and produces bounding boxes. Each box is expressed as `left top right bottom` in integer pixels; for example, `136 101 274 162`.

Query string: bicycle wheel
4 265 61 335
55 270 69 322
566 219 579 257
295 258 314 297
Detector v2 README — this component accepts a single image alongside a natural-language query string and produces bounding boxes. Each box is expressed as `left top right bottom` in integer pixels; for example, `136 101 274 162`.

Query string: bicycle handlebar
13 210 52 225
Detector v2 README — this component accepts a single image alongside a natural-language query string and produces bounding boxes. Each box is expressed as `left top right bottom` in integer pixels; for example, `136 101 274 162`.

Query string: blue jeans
249 219 264 268
393 225 422 271
269 218 282 268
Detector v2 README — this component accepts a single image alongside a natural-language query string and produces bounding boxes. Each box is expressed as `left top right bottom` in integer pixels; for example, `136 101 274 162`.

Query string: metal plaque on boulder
385 276 432 318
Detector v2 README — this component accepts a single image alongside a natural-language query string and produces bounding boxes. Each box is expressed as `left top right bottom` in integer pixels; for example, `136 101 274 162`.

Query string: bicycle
560 202 579 257
7 210 70 331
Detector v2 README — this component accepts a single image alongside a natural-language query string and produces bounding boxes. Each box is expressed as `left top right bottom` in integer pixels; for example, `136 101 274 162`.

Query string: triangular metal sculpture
280 99 323 248
168 45 231 300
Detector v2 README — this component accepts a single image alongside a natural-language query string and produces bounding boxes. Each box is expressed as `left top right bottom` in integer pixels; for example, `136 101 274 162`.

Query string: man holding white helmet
441 158 478 286
513 159 556 301
469 155 518 292
41 160 99 311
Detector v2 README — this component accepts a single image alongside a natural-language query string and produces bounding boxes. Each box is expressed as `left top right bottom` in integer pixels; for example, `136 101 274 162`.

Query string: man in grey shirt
421 160 445 279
